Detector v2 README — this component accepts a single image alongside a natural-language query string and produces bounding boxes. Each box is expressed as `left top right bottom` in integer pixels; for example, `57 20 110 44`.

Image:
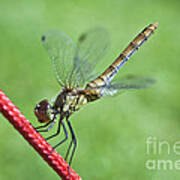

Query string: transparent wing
100 75 155 96
42 30 77 87
74 27 110 87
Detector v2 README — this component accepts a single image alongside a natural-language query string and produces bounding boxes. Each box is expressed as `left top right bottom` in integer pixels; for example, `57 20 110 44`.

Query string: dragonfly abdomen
87 22 158 87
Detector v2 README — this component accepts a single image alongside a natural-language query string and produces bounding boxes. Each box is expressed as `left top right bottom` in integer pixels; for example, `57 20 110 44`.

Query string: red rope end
0 89 82 180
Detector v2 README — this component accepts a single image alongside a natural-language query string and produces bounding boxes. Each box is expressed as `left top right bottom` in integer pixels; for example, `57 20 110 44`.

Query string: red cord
0 89 82 180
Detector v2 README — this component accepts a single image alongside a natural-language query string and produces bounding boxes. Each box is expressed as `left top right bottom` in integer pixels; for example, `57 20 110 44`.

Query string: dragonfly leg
35 120 54 130
37 120 57 132
52 122 68 148
35 114 57 132
65 141 72 161
65 119 77 167
45 116 64 141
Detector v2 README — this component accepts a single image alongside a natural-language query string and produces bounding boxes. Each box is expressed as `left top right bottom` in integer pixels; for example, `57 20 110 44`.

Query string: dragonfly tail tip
154 22 159 28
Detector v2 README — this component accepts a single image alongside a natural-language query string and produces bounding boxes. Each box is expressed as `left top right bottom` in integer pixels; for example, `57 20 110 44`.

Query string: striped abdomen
87 22 158 88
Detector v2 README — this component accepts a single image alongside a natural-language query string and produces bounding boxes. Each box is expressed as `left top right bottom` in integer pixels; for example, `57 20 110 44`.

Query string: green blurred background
0 0 180 179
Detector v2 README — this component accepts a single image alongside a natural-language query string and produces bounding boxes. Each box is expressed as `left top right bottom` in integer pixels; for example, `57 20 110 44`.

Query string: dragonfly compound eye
34 99 52 123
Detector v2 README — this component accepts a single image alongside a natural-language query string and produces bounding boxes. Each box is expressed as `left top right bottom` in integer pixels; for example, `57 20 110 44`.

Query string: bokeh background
0 0 180 179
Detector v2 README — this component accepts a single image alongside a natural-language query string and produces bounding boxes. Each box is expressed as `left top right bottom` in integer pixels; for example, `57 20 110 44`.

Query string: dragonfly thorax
54 88 88 117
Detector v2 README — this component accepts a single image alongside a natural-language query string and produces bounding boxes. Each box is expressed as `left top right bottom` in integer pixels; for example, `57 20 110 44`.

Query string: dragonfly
34 22 158 167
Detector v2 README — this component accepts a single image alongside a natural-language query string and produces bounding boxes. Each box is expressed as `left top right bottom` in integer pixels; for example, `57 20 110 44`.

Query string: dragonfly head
34 99 52 123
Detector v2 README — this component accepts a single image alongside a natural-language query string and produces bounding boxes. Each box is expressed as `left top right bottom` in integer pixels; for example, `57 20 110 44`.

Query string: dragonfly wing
74 27 110 87
100 75 155 96
42 30 77 87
